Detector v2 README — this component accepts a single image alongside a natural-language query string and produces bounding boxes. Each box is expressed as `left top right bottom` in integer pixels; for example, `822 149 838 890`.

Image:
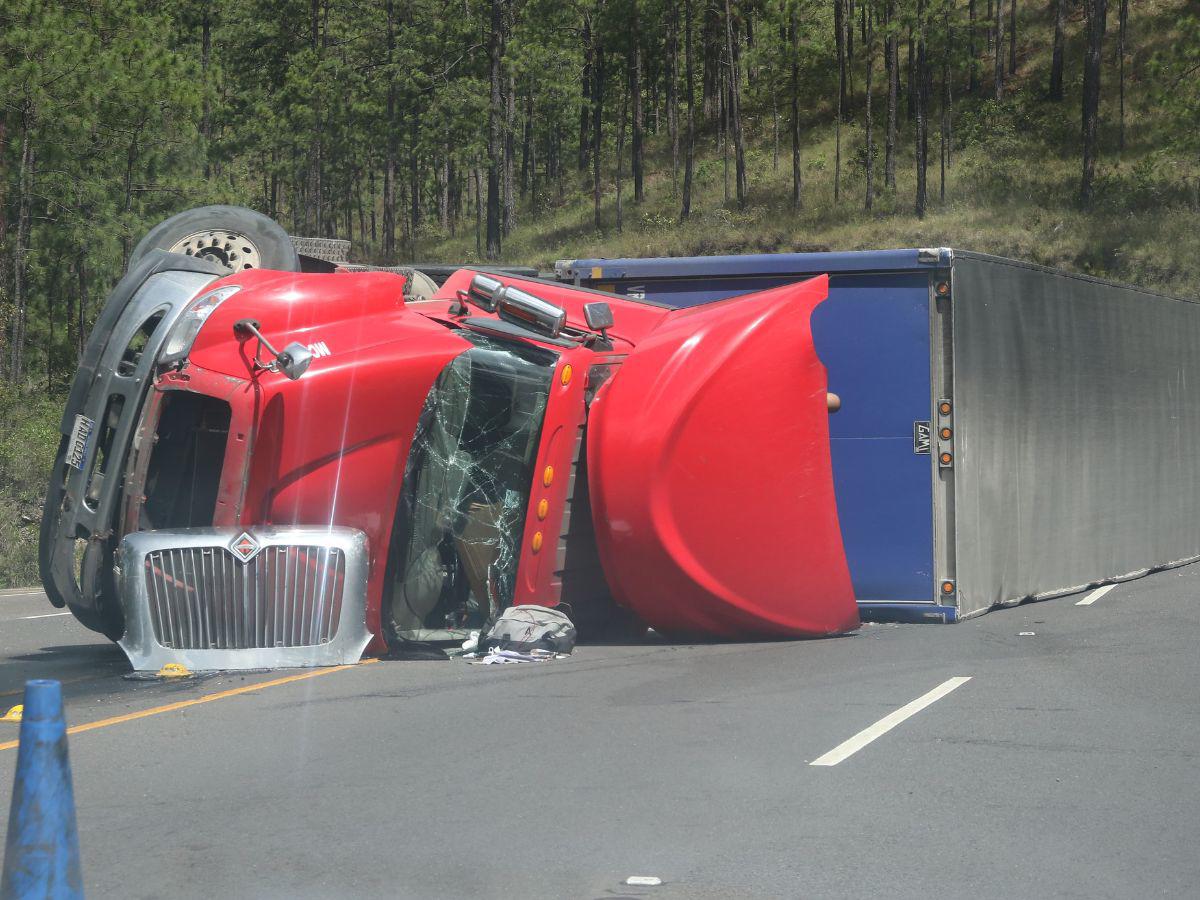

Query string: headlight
159 285 241 365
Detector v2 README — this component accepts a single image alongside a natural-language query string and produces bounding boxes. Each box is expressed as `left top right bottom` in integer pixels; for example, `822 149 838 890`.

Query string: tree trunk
10 118 34 382
579 14 593 173
449 158 460 236
486 0 504 258
650 53 661 132
703 4 722 121
681 0 696 221
668 0 680 191
915 0 928 218
993 0 1004 100
865 3 875 211
369 163 377 246
409 116 421 253
76 248 87 360
631 33 645 204
383 0 397 261
907 30 915 119
724 0 747 207
968 0 979 93
439 153 450 232
593 43 606 231
886 0 898 191
835 0 848 118
504 70 516 237
0 120 10 377
772 94 779 172
835 22 843 204
790 5 802 208
1049 0 1065 100
527 108 538 207
720 62 729 205
616 81 627 232
1117 0 1128 153
521 88 533 197
201 8 212 179
474 165 483 257
1080 0 1107 207
941 8 951 202
1008 0 1017 75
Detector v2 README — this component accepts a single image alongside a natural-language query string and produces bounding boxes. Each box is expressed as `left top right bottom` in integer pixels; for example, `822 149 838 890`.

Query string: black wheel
129 205 300 274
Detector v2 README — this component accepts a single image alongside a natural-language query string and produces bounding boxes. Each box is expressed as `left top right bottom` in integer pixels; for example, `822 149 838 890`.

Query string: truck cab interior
384 332 556 644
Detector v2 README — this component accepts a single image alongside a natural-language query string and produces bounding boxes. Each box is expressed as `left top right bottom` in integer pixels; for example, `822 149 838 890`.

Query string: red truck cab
43 254 858 670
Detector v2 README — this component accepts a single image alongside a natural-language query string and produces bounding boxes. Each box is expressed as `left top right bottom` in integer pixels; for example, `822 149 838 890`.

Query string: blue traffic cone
1 680 83 899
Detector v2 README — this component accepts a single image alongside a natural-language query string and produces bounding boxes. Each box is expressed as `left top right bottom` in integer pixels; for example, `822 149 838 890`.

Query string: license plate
66 414 96 470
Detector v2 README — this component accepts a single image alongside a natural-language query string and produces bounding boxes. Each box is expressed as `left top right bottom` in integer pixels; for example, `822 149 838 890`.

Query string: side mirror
277 342 313 381
583 302 614 332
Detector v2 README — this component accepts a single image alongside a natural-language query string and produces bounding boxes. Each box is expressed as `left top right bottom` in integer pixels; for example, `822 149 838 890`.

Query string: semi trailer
556 249 1200 622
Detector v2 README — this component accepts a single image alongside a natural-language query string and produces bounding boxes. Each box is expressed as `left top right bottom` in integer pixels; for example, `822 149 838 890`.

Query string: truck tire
129 205 300 274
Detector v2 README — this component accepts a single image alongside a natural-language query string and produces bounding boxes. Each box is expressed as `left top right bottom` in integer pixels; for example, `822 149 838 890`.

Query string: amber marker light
537 499 549 520
543 465 554 487
936 281 950 296
532 532 544 552
941 581 955 595
939 427 953 440
939 401 952 415
560 365 573 386
940 452 953 465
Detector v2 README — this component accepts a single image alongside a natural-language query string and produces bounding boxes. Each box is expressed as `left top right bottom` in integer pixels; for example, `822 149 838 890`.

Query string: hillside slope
421 0 1199 298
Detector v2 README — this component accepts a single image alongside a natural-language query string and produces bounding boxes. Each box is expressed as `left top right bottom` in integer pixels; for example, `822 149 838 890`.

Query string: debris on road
483 604 577 655
467 648 562 665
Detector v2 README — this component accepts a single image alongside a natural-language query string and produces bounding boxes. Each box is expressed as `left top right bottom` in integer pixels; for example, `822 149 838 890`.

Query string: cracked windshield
388 334 556 642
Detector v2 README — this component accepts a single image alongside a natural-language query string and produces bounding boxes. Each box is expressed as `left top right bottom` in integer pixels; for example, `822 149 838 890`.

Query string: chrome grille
143 544 346 650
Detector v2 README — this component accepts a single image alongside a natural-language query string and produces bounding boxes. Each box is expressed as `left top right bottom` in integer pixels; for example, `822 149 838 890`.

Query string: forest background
1 0 1198 584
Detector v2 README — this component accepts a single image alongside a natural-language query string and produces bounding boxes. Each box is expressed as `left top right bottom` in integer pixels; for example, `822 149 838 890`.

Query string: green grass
0 385 62 587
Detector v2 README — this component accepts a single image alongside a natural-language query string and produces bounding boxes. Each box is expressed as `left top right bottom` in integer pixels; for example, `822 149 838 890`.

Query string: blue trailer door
813 272 933 602
572 258 938 609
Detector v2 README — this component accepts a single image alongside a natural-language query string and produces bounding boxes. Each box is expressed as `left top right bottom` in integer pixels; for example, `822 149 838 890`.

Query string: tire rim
167 230 262 271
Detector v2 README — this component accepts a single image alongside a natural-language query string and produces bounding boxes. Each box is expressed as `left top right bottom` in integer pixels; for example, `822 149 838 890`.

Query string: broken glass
388 332 557 642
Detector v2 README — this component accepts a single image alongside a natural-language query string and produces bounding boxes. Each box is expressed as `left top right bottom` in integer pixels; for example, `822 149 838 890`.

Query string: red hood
186 269 417 378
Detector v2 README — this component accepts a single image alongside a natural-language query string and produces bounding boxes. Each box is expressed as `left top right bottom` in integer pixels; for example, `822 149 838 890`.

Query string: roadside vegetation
1 0 1198 585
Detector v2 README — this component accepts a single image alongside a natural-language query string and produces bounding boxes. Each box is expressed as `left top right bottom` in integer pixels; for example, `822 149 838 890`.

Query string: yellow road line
0 659 378 752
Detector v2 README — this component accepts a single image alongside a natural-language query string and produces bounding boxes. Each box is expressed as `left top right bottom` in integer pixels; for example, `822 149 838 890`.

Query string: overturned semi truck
41 207 1200 670
39 206 859 671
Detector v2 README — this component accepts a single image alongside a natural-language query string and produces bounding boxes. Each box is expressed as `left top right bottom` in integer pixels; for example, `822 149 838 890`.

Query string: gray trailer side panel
952 254 1200 616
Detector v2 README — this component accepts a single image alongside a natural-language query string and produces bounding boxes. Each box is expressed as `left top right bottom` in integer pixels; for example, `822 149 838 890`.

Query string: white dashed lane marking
1077 584 1117 606
810 676 973 766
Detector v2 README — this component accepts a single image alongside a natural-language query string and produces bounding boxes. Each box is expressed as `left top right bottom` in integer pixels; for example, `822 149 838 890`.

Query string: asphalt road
2 568 1199 900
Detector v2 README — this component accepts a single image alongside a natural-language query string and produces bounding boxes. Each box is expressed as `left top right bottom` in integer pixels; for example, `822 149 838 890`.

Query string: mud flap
587 274 860 638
